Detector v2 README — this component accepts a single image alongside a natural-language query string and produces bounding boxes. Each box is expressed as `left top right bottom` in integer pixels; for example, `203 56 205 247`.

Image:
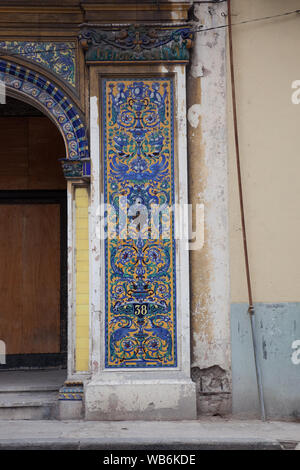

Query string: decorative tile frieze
79 25 193 63
59 383 84 401
60 158 90 179
0 41 76 88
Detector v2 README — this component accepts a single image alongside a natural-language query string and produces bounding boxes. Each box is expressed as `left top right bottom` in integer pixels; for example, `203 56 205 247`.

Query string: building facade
0 0 299 421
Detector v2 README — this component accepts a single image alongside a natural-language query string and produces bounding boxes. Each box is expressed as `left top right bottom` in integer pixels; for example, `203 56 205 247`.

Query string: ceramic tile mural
103 78 177 368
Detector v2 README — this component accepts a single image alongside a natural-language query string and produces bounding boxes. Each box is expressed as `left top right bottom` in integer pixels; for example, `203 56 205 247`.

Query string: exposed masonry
192 366 231 416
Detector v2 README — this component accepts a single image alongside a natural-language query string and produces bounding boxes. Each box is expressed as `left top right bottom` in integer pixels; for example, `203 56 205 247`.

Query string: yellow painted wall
228 0 300 302
75 187 89 371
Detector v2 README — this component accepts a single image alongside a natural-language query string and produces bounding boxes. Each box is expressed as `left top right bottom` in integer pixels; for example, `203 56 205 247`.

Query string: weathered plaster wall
188 2 231 414
228 0 300 418
228 0 300 303
188 0 300 419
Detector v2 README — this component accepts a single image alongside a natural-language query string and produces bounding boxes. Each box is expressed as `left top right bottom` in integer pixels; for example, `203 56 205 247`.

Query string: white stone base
58 400 84 420
84 373 197 421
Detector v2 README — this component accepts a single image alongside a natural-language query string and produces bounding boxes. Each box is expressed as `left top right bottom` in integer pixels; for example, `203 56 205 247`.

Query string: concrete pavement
0 417 299 450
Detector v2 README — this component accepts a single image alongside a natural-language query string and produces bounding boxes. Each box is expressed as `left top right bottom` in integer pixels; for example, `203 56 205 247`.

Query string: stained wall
227 0 300 418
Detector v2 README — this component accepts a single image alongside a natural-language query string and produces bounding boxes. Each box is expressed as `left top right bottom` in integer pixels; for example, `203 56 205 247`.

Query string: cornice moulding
79 24 194 63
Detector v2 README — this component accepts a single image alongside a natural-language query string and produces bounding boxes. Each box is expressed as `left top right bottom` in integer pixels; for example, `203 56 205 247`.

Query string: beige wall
228 0 300 302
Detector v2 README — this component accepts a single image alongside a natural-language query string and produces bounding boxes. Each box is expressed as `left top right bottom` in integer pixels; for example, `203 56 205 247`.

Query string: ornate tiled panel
0 41 76 88
103 77 176 368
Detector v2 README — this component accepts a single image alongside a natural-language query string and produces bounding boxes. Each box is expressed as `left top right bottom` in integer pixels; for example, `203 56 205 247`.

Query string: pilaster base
85 373 197 421
58 382 84 420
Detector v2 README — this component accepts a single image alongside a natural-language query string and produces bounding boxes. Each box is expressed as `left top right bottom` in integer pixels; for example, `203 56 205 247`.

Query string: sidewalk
0 417 299 450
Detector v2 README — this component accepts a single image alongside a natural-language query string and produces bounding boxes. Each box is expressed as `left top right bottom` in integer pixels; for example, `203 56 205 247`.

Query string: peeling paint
187 104 202 128
89 93 102 374
190 63 204 78
159 65 170 74
188 3 231 374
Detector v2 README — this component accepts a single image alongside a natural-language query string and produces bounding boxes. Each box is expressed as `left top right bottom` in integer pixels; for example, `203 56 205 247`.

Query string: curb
0 438 283 450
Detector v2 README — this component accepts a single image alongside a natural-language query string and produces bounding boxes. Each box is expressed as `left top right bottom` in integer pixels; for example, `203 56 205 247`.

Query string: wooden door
0 113 67 368
0 192 67 368
0 117 66 191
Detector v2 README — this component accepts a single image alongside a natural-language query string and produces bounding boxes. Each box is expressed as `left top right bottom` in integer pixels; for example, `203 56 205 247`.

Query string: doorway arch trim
0 59 90 179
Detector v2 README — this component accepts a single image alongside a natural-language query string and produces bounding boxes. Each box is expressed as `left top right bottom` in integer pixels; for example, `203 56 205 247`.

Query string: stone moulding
79 24 194 63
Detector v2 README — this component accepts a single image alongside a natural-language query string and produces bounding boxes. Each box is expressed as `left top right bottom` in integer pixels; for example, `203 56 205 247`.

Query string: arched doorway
0 96 67 369
0 59 89 379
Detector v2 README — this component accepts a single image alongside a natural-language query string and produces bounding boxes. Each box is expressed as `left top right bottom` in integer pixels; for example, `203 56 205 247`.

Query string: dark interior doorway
0 97 67 369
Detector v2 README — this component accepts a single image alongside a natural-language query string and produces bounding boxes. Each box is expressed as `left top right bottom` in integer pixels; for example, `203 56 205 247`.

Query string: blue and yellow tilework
0 41 76 88
0 59 89 173
103 78 177 368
